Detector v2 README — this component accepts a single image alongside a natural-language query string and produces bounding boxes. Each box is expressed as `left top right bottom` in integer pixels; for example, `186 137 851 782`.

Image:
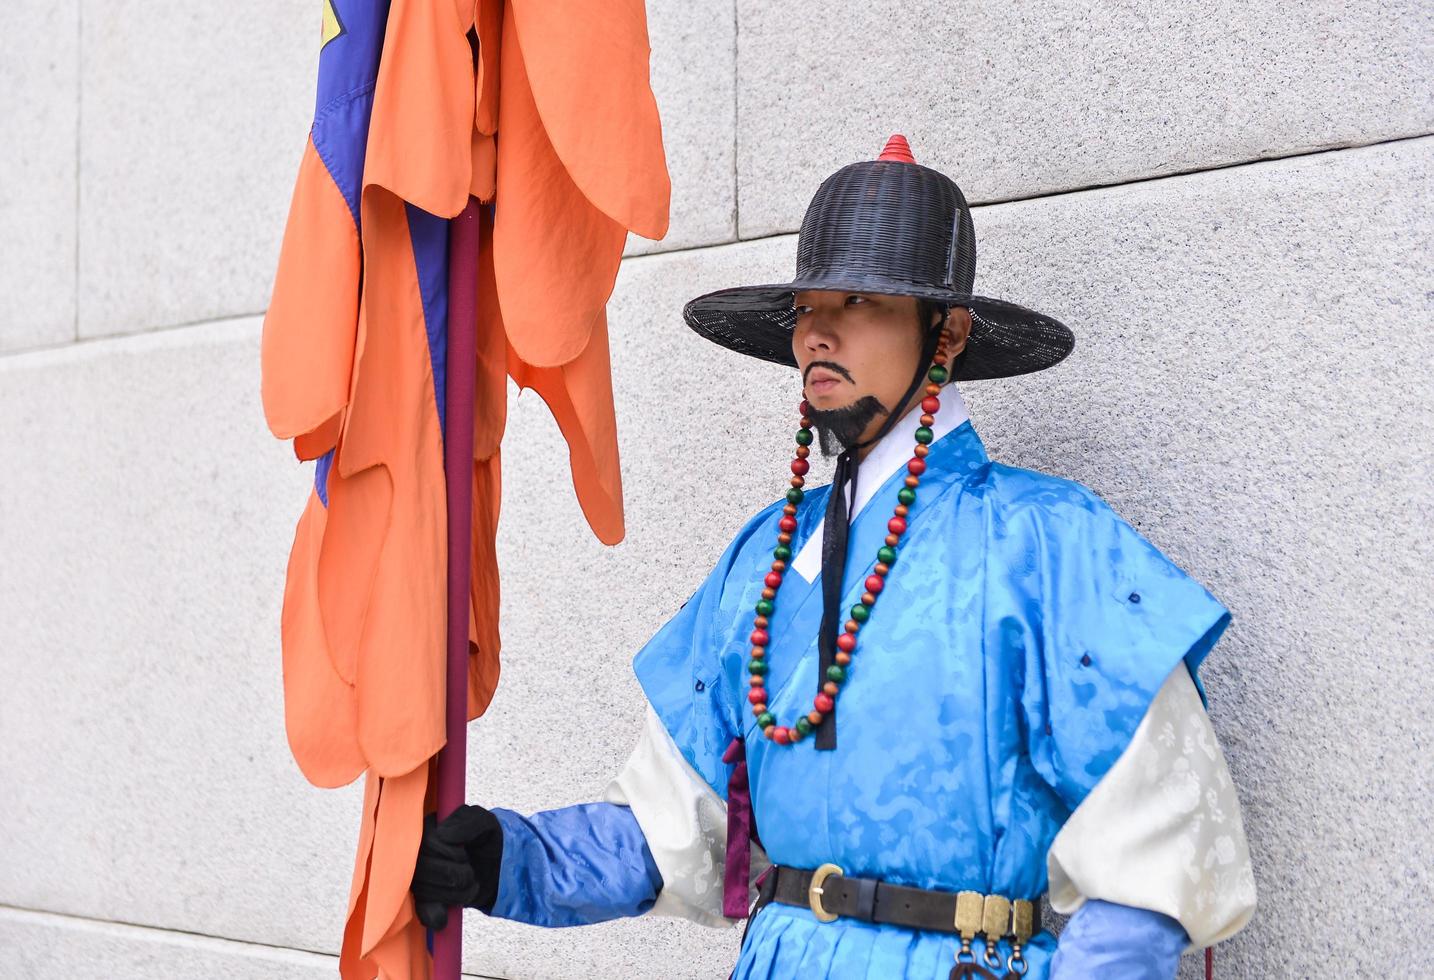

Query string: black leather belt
763 863 1042 940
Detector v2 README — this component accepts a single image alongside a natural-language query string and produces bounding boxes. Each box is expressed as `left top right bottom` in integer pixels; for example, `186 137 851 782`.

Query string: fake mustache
802 360 854 384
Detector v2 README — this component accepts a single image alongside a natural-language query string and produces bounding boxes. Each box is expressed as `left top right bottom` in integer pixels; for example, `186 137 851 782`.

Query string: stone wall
2 1 1430 976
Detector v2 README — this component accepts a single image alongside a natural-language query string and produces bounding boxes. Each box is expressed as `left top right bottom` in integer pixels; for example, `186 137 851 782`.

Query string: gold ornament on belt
950 891 1036 980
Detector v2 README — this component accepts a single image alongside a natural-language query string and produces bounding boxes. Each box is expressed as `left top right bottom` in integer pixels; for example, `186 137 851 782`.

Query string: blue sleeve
1051 899 1188 979
632 500 784 797
1011 481 1231 810
487 803 663 928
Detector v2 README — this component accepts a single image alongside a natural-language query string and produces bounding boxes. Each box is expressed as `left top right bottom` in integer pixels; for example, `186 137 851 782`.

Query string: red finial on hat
878 134 916 163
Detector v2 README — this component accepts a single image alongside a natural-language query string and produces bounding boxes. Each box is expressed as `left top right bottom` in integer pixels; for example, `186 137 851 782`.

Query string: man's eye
794 306 812 316
846 295 866 305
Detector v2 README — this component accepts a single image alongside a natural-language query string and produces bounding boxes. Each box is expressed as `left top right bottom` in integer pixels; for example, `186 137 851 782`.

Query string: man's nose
801 320 837 353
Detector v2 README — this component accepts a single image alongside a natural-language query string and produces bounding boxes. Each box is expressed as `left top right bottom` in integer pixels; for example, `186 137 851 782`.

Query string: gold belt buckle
808 863 844 923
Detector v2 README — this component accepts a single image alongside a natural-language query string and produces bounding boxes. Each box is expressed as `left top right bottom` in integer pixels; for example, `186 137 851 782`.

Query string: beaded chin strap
747 313 951 748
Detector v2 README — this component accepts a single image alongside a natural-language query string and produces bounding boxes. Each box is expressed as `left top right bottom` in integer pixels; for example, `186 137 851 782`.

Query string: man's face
791 290 933 454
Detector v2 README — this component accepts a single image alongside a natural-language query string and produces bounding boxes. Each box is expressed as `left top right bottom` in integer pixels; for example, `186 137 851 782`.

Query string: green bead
795 428 814 446
897 487 917 505
756 712 776 729
877 545 897 565
786 487 804 504
748 659 768 676
755 599 774 616
774 545 792 561
795 717 813 736
851 603 870 623
914 426 934 445
928 365 949 384
826 665 847 683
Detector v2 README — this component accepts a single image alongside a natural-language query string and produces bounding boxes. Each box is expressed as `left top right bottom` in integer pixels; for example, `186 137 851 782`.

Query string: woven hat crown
794 135 977 296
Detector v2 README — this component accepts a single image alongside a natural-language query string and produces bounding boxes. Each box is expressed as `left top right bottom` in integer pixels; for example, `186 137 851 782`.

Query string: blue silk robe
627 419 1230 978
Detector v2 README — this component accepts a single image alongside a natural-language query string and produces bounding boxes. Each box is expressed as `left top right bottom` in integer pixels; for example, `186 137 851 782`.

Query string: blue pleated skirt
731 903 1059 979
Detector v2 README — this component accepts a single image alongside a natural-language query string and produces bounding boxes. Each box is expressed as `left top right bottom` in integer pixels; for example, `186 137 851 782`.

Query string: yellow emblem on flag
321 0 344 50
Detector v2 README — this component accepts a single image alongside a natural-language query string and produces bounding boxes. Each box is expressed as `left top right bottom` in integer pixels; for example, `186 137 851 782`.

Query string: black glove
410 804 504 931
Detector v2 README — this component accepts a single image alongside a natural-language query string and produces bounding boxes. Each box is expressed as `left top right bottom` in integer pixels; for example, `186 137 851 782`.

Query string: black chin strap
815 315 947 750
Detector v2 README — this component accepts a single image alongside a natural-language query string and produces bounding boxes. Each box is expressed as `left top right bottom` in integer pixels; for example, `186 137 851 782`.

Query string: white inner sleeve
603 707 768 928
1046 666 1258 947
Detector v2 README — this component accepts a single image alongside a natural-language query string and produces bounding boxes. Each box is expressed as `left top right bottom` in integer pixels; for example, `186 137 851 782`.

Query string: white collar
790 386 969 583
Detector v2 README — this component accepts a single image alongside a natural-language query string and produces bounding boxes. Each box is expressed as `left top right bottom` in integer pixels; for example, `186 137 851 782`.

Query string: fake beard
807 396 890 457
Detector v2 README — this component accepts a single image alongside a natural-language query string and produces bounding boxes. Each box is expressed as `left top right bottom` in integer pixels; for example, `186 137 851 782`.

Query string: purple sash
722 736 760 918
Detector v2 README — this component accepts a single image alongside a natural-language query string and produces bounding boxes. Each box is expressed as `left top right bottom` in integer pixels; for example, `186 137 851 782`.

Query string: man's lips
805 366 849 394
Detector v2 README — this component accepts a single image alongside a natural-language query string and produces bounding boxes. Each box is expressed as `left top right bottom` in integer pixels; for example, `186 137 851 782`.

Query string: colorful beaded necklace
747 348 951 745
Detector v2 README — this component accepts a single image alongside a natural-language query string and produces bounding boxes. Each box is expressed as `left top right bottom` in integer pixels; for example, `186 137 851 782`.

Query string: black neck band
814 316 946 750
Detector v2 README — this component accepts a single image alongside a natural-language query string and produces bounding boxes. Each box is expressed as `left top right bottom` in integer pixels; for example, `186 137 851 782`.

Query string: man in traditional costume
411 136 1256 979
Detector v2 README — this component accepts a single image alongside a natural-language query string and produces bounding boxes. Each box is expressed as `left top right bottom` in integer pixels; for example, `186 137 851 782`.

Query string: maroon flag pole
435 197 481 979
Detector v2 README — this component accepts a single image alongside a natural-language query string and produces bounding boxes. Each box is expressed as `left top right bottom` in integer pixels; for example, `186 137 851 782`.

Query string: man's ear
941 307 973 357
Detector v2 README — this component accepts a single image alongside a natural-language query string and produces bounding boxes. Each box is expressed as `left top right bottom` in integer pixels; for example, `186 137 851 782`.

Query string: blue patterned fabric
633 419 1230 979
489 804 662 927
1050 899 1188 979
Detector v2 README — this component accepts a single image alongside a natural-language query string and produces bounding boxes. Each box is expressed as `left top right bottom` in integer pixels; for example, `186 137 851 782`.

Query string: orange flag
261 1 669 975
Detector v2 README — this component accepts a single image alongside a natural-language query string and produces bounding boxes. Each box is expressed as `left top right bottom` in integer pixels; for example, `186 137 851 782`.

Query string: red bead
750 628 769 646
865 575 884 594
888 516 907 535
837 633 857 652
814 693 835 713
765 572 783 588
779 516 798 532
748 688 767 705
922 396 940 414
907 458 926 476
773 727 792 745
799 400 810 416
791 458 810 476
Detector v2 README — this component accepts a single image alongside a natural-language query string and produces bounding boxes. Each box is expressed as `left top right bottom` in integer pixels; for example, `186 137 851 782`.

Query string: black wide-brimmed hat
683 135 1074 381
